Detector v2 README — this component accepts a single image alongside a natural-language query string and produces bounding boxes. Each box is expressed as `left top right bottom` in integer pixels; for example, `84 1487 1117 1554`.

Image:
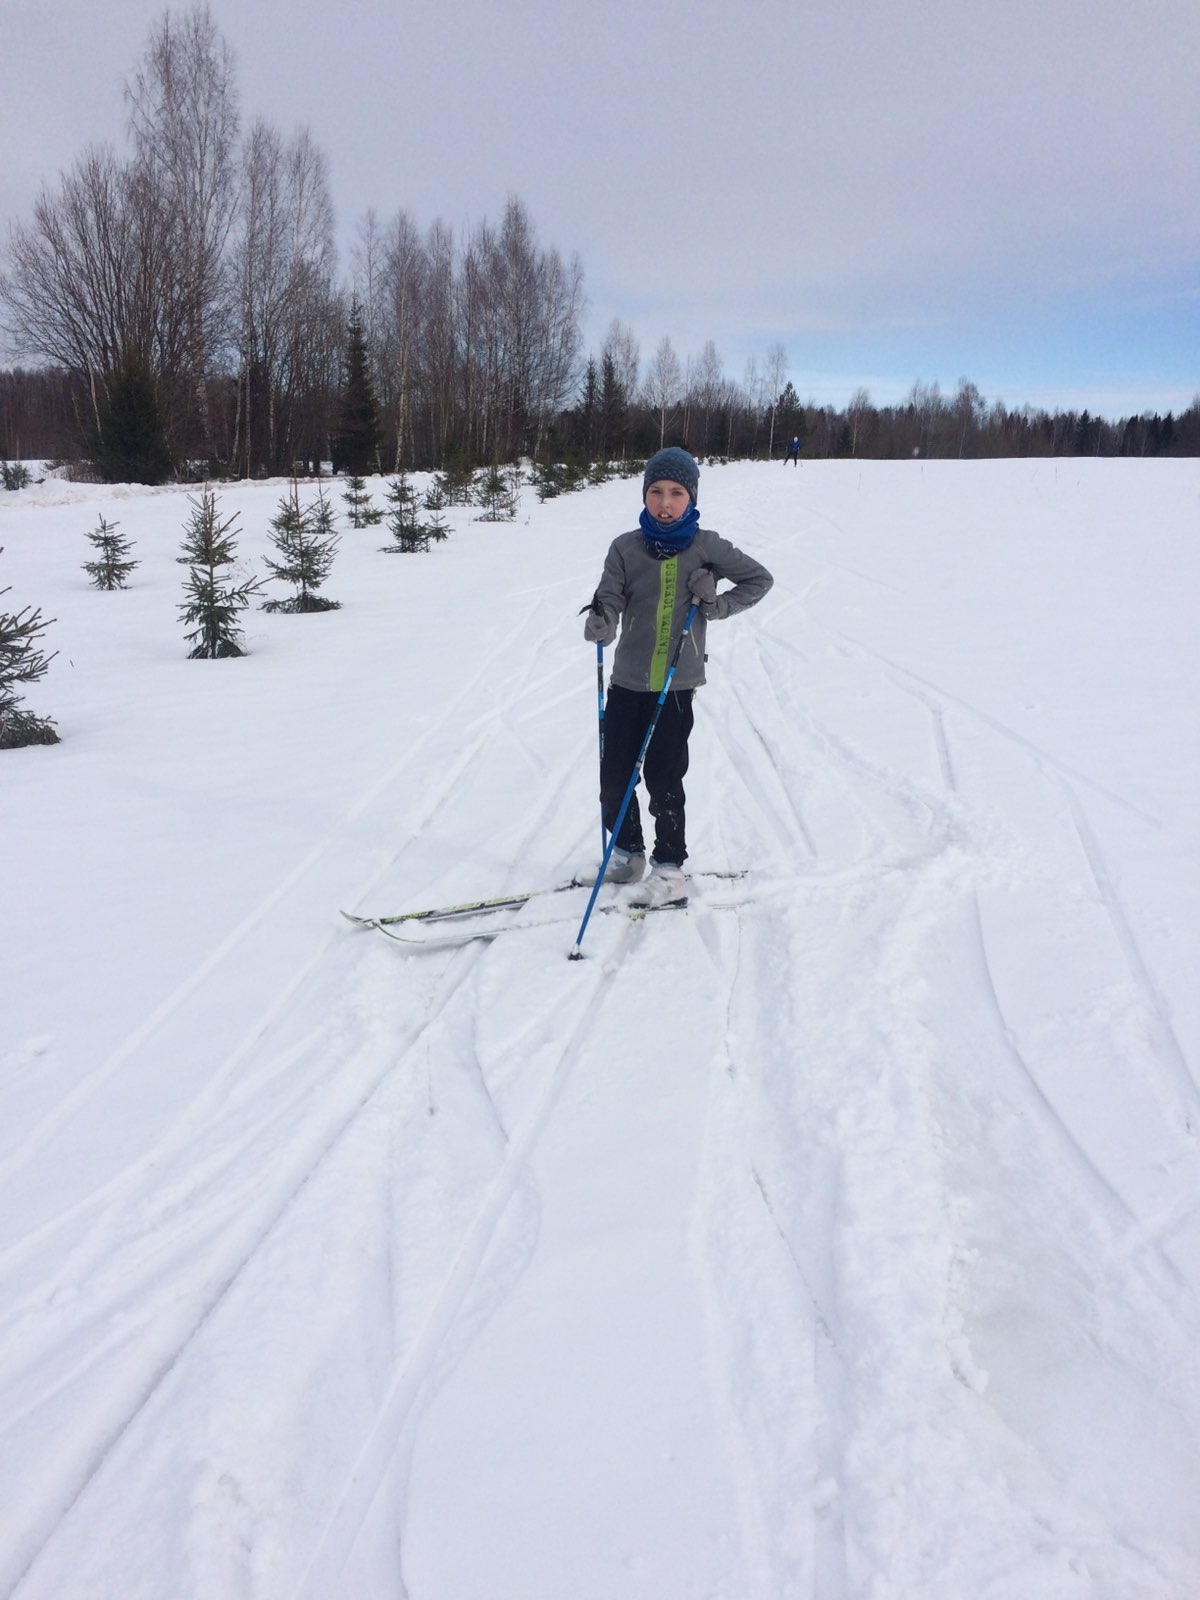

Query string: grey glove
689 567 731 619
688 568 717 605
584 608 617 645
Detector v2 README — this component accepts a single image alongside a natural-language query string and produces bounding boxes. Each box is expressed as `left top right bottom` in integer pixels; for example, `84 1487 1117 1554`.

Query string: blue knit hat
643 446 699 505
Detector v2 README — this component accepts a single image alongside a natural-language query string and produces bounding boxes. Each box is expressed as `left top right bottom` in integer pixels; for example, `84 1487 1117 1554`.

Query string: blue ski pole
569 601 700 960
596 640 607 857
580 592 608 857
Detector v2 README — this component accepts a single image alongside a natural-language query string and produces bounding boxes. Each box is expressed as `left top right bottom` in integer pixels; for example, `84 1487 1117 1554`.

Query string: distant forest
1 4 1195 482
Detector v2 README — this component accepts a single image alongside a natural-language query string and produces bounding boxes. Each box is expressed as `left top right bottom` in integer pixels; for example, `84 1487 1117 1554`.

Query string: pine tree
177 489 263 658
82 515 139 590
0 549 59 747
381 471 429 553
262 483 341 612
331 306 382 477
341 473 382 528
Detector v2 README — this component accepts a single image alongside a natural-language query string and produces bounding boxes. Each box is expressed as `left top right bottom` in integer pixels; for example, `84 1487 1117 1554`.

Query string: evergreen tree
262 483 341 612
82 515 139 590
774 382 802 452
331 306 382 477
578 358 599 460
381 471 429 553
90 353 173 485
475 464 519 522
341 473 383 527
532 458 569 500
177 489 263 658
422 480 451 543
310 483 338 542
600 351 627 461
433 449 475 506
0 550 59 747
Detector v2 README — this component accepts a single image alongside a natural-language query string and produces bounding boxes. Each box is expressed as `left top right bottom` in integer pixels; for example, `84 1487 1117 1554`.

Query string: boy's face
644 479 691 523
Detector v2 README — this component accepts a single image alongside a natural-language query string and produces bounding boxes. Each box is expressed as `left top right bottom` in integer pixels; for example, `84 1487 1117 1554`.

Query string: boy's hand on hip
688 569 717 604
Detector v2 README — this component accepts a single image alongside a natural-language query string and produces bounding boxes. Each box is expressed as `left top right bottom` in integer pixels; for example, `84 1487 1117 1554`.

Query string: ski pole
580 591 608 857
596 639 607 857
569 600 699 960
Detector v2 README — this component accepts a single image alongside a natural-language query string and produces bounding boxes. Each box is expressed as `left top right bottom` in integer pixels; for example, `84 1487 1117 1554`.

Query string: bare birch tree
231 121 335 473
764 341 788 459
603 318 641 409
644 336 683 449
422 220 460 464
689 339 724 454
378 211 426 469
126 3 239 457
2 145 181 458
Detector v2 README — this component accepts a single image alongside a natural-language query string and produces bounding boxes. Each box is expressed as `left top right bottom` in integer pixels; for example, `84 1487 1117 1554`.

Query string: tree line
1 3 1195 481
0 5 583 482
4 353 1194 477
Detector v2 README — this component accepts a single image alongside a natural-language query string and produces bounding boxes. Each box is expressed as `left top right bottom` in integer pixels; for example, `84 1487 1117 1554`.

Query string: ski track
694 675 858 1598
1 939 494 1595
832 626 1163 829
289 918 647 1600
702 600 1198 1596
1058 781 1199 1120
0 582 597 1594
2 576 579 1237
5 464 1199 1598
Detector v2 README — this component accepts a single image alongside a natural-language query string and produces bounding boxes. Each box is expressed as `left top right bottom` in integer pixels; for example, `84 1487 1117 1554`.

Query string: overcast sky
5 0 1198 416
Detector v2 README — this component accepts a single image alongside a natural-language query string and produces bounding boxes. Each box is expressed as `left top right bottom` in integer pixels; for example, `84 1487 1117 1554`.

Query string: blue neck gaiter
639 503 700 559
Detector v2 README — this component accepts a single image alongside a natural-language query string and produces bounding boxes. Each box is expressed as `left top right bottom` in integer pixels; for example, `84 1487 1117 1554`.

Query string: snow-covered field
2 457 1198 1599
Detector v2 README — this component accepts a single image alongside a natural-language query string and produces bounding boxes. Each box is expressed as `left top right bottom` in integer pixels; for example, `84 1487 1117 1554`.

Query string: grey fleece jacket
594 527 773 693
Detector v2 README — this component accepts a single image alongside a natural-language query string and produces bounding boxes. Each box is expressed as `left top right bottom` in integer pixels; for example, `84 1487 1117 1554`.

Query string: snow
1 458 1199 1599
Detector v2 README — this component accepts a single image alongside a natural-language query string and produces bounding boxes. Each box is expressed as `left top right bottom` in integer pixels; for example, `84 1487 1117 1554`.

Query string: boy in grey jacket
584 446 773 907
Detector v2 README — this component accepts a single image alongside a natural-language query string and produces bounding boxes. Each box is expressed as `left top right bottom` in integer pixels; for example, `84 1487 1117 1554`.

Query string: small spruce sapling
432 453 475 507
83 515 140 590
310 483 338 542
422 480 451 543
0 548 59 747
342 473 382 528
262 482 341 612
532 459 565 501
475 464 519 522
177 488 263 658
381 471 429 553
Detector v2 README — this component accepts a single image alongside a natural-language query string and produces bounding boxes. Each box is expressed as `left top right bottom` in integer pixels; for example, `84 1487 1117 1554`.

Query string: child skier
583 446 773 907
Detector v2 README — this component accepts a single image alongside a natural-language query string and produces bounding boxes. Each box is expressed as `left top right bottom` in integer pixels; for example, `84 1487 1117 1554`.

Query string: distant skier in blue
583 447 773 908
785 436 801 465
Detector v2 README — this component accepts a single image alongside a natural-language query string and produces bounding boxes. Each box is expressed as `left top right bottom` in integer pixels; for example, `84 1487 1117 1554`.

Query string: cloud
4 0 1197 413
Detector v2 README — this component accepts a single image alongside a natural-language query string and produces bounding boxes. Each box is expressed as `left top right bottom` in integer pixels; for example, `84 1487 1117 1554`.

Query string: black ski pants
600 684 695 866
